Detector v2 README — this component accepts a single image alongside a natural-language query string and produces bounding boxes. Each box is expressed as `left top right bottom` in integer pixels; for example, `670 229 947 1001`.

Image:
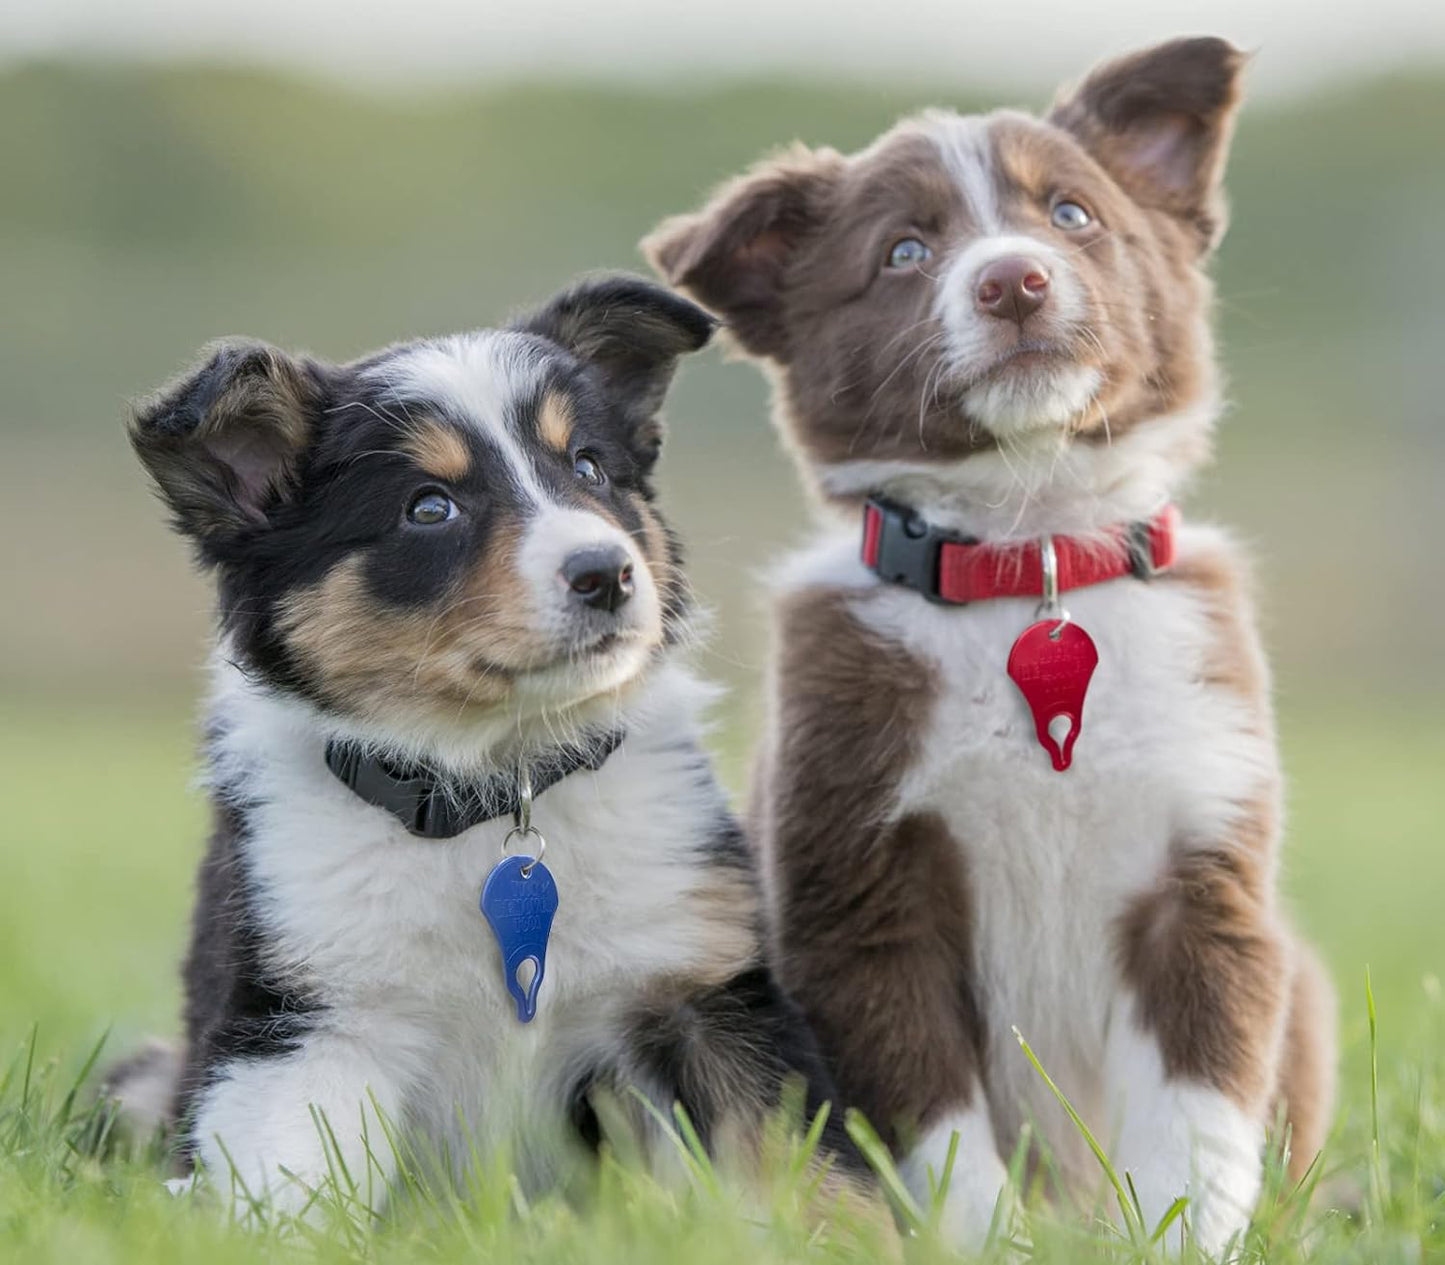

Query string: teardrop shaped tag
1007 620 1099 771
479 855 558 1023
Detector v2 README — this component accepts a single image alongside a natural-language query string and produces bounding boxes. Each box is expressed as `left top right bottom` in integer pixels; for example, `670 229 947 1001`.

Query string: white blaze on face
368 331 550 504
926 115 1102 439
509 505 664 712
925 111 1004 236
365 333 665 705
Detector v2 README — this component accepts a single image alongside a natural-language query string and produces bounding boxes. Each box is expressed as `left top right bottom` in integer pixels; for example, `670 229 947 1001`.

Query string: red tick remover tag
1007 620 1098 772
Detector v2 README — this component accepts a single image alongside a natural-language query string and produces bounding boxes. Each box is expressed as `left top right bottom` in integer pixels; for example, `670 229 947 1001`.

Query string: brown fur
682 865 766 989
537 390 575 452
759 587 982 1147
1117 839 1288 1110
275 480 682 730
1048 37 1248 249
987 112 1218 447
645 142 848 361
1164 540 1272 714
652 37 1334 1226
278 538 533 722
401 421 472 483
644 41 1242 493
1275 944 1338 1183
1116 542 1335 1180
1118 844 1334 1186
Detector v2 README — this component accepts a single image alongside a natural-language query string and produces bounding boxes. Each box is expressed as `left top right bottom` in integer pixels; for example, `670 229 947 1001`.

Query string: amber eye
406 489 457 525
1051 200 1092 230
886 237 932 269
573 451 606 485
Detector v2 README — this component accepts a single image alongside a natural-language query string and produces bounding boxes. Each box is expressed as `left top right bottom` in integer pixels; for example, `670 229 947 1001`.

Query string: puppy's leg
778 815 1007 1248
759 591 1007 1249
900 1090 1011 1247
1109 845 1291 1254
1273 938 1337 1185
188 1025 411 1223
1104 1019 1267 1254
619 968 892 1237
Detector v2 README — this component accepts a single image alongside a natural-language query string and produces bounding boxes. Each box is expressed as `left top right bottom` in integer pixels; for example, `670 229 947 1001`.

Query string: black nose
561 546 635 612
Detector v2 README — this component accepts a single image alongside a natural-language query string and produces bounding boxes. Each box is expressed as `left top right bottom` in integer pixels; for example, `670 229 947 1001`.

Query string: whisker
864 331 944 416
1062 228 1119 258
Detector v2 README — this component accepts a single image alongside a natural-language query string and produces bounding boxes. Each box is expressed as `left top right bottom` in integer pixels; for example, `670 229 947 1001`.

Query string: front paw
1117 1094 1264 1256
904 1105 1016 1253
1127 1164 1256 1258
201 1157 332 1227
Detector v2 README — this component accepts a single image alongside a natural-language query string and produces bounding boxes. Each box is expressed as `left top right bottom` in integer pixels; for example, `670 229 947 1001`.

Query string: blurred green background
0 59 1441 1112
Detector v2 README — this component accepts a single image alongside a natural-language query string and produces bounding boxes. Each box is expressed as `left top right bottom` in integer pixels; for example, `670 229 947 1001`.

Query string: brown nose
975 256 1051 324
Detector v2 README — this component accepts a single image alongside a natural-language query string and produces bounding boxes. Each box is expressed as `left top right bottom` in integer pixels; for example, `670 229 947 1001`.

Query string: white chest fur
782 526 1275 1179
204 662 744 1185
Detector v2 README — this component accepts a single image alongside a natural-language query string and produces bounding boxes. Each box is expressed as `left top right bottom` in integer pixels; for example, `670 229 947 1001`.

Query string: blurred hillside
1 62 1441 721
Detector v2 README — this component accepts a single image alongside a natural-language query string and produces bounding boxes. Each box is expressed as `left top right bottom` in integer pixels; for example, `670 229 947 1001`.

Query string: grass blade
1366 966 1388 1218
1149 1195 1189 1244
20 1023 38 1115
57 1027 109 1130
843 1108 926 1234
1014 1027 1143 1241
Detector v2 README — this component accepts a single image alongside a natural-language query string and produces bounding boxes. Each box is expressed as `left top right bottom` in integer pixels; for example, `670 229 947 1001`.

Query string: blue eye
406 490 457 525
1051 201 1092 230
886 238 932 269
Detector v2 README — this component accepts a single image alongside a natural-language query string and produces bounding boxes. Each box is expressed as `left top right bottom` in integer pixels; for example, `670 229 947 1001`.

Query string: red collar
861 498 1179 604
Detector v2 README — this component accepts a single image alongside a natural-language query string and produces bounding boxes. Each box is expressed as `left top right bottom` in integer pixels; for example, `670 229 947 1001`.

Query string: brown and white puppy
647 39 1335 1253
112 277 879 1229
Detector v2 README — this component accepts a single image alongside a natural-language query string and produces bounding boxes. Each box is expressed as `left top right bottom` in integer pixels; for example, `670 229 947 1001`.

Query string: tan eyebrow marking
992 122 1052 198
401 422 472 482
537 390 574 452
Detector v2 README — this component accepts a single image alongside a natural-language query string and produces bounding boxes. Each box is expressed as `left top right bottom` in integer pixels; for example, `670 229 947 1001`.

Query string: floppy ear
1049 37 1248 249
129 340 320 546
642 144 844 360
517 275 714 465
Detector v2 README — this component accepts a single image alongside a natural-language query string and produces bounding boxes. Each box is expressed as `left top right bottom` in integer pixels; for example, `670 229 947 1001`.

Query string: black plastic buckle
867 498 969 602
327 740 446 837
1125 520 1156 581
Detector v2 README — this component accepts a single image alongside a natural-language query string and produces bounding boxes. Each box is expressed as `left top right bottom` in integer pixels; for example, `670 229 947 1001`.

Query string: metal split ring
504 764 544 876
1035 534 1071 639
502 824 547 876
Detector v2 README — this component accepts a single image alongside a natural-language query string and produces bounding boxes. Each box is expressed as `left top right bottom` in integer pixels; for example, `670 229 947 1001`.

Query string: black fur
621 967 870 1177
128 275 708 714
111 279 879 1226
174 797 322 1145
515 275 716 463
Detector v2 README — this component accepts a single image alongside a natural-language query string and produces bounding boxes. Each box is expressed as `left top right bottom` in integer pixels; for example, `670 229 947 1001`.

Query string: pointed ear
1050 37 1248 249
642 144 844 360
517 275 714 465
129 340 320 544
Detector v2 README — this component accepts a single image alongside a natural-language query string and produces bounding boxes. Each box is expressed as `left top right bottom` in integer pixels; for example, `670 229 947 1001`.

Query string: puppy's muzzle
561 545 635 614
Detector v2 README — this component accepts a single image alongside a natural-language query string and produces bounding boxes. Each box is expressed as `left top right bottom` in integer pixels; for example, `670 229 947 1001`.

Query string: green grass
1 699 1442 1262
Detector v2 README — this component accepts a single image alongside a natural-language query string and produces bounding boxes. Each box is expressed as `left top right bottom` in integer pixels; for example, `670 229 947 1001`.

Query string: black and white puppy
117 277 874 1223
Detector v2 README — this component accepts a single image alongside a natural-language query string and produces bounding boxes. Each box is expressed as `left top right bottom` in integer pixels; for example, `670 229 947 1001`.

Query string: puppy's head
131 277 713 750
646 38 1245 512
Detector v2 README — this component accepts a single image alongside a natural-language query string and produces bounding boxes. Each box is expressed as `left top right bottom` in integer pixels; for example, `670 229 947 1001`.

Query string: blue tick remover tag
479 855 558 1023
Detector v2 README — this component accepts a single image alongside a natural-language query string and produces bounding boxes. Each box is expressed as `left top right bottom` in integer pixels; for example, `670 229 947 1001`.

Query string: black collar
324 729 624 839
